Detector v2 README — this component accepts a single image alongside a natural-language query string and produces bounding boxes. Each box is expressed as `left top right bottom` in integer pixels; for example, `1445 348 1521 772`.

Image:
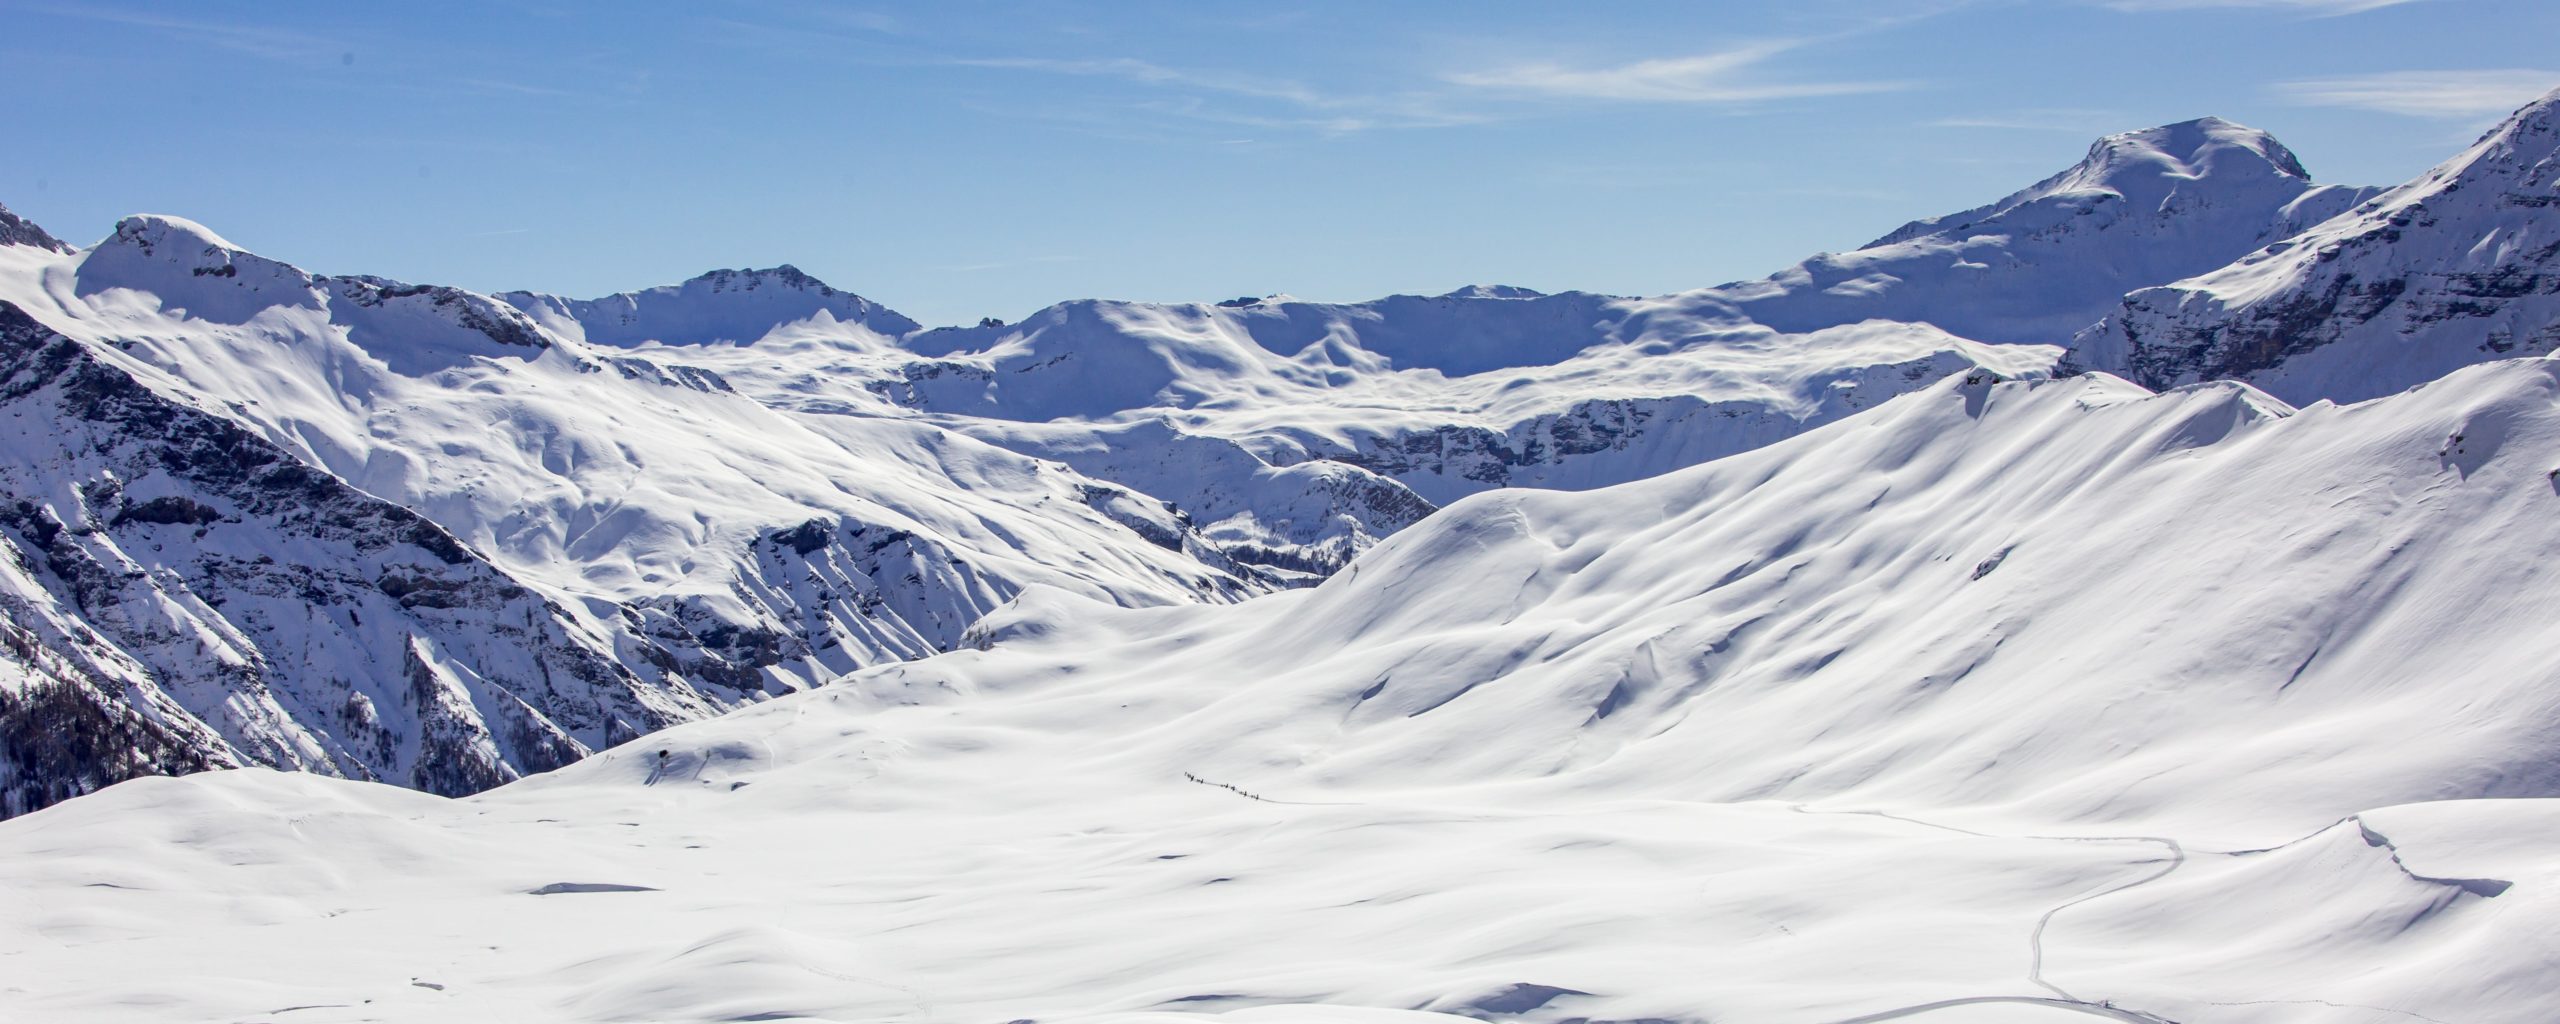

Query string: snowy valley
2 71 2559 1024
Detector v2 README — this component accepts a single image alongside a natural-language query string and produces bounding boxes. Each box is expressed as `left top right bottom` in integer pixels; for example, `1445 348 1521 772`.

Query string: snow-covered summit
100 212 250 254
1868 117 2311 250
73 214 328 324
818 116 2369 516
2078 87 2560 403
55 214 555 373
659 117 2380 530
503 265 922 347
1699 116 2378 347
1435 283 1548 300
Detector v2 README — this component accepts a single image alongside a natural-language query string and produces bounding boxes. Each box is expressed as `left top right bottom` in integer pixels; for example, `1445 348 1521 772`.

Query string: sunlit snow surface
7 365 2558 1023
2079 88 2560 406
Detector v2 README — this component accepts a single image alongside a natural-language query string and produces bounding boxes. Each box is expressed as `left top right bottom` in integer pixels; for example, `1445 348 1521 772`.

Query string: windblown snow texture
6 363 2560 1023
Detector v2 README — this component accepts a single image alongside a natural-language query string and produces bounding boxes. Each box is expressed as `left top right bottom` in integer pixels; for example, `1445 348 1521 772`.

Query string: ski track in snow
1787 804 2188 1018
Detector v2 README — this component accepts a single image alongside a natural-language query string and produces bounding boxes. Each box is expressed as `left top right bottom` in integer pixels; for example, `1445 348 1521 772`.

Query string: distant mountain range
4 87 2558 817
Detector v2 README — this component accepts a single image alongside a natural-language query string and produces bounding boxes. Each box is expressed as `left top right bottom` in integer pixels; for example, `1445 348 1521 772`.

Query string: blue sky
2 0 2552 327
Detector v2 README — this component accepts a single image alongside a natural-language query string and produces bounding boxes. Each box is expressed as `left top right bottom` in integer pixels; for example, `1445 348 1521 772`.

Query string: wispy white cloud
942 19 1936 137
1444 40 1909 104
2273 69 2560 117
19 3 349 63
950 57 1326 107
951 56 1486 133
1928 108 2125 132
2100 0 2419 13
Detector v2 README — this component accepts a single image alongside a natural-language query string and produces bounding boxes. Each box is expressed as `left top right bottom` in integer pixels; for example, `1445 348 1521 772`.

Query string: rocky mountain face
2075 89 2560 404
0 217 1278 816
0 202 70 254
0 301 706 813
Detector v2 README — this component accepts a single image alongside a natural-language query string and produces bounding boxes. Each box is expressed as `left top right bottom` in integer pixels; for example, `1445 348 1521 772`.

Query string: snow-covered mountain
2076 88 2560 403
0 107 2516 818
808 288 2057 506
812 116 2369 508
8 362 2559 1022
502 265 922 346
1702 116 2380 348
0 300 704 813
7 83 2560 1020
0 215 1289 812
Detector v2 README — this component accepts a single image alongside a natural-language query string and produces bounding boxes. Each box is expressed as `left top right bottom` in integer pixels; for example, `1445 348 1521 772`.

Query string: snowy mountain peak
2079 116 2310 185
500 264 921 347
1866 117 2313 251
2077 86 2560 403
2037 117 2314 210
73 214 326 324
2451 84 2560 182
0 201 69 253
2487 84 2560 139
103 212 251 257
1437 284 1549 300
1698 118 2366 348
673 264 849 299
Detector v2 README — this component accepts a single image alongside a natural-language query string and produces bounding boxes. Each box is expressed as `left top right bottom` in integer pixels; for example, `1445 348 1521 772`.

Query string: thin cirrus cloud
1443 40 1909 104
1927 108 2126 132
2100 0 2418 13
950 57 1329 107
946 56 1486 132
17 3 350 64
944 36 1904 138
2274 69 2560 117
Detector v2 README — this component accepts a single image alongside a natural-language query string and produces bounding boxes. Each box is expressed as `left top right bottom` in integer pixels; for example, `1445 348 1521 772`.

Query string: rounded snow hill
6 361 2559 1023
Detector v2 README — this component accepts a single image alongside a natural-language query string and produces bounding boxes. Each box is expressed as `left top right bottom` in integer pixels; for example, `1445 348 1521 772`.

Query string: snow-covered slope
0 214 1288 813
7 362 2559 1022
1701 117 2377 348
503 265 922 347
13 212 1266 651
0 107 2486 814
723 117 2364 512
0 300 706 812
837 289 2060 505
2078 88 2560 404
926 360 2560 827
